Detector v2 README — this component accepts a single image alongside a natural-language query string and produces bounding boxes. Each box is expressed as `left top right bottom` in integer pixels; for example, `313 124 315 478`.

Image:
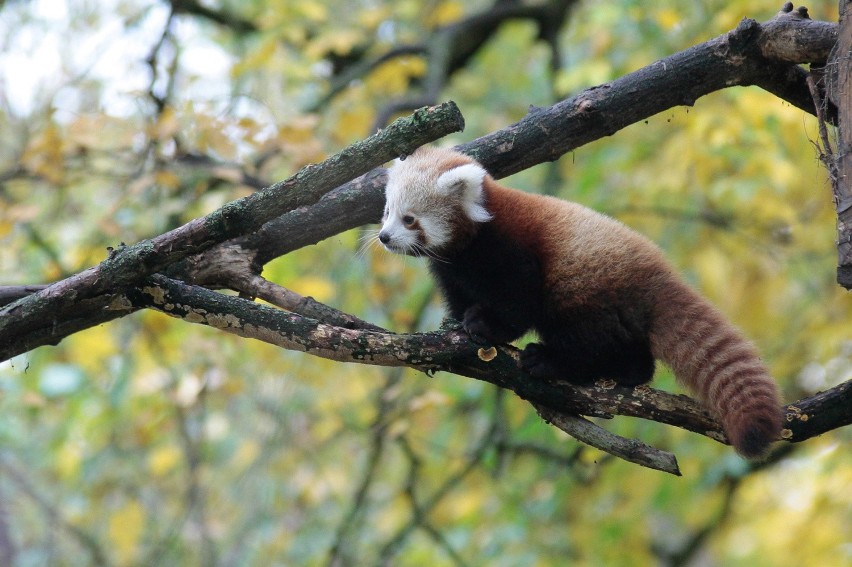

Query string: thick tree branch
124 275 851 461
460 11 836 177
825 1 852 287
760 3 838 64
0 103 465 360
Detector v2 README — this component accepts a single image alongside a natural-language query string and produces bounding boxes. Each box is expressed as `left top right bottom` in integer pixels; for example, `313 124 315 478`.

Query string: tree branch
370 0 581 129
459 10 836 178
309 0 580 122
0 102 465 360
534 406 681 475
824 1 852 287
169 0 257 35
123 275 852 466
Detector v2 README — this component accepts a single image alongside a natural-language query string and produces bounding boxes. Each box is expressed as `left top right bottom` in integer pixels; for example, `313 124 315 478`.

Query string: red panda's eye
402 215 415 227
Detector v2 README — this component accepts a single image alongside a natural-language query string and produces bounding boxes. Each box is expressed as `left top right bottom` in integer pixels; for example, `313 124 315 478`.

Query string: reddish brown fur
650 281 783 457
385 147 783 457
488 177 781 456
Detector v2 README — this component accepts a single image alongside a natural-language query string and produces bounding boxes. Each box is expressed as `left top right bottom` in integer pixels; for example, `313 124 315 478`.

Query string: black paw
519 343 561 380
462 304 499 344
606 347 656 386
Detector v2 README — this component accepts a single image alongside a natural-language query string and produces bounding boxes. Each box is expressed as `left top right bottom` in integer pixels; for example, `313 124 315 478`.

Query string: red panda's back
484 180 781 456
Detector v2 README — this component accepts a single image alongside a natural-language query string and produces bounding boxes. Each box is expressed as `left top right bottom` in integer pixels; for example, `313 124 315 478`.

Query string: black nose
378 231 390 244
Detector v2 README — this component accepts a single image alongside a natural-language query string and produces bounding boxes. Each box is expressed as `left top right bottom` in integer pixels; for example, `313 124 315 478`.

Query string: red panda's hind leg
520 338 655 386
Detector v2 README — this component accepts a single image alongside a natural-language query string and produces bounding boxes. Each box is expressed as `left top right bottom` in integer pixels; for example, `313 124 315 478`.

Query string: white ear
436 163 492 223
436 163 485 195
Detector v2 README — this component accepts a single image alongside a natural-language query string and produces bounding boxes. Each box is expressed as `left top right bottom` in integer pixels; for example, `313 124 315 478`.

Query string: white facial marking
379 150 492 256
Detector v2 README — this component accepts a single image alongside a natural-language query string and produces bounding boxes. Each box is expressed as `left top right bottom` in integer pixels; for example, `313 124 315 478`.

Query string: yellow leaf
108 500 145 566
152 106 179 141
154 170 181 190
277 114 320 145
427 1 464 27
292 275 335 303
67 325 118 375
366 57 427 95
333 102 373 141
359 6 391 29
20 124 65 184
67 114 132 150
231 440 260 472
56 443 83 480
148 445 182 476
305 29 364 60
195 115 236 160
386 418 409 440
233 37 279 77
298 2 327 22
434 472 487 521
656 8 681 31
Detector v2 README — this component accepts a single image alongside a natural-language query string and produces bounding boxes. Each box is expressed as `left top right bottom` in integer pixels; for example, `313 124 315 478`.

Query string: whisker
420 245 449 264
356 229 381 260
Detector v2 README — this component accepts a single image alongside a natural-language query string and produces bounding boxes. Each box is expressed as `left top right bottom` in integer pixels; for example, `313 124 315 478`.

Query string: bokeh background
0 1 849 565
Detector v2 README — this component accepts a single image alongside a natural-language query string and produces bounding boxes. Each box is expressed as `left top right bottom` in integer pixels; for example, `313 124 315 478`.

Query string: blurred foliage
0 0 850 566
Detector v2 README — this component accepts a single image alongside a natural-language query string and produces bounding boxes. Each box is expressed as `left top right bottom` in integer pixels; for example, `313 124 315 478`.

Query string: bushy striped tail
649 280 782 458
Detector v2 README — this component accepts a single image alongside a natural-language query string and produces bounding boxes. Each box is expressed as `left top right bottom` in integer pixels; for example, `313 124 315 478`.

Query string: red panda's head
378 147 492 257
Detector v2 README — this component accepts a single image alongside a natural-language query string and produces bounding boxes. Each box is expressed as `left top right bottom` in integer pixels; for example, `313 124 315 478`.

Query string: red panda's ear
436 163 486 195
436 164 492 223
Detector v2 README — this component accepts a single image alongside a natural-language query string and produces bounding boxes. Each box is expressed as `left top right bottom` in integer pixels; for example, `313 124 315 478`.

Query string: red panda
378 146 782 458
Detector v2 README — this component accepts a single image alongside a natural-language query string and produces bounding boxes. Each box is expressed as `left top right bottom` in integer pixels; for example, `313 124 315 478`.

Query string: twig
535 406 681 476
377 403 501 565
0 456 108 565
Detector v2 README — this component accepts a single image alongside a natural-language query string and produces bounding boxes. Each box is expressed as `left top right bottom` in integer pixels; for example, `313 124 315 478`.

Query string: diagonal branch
534 407 681 475
0 102 465 360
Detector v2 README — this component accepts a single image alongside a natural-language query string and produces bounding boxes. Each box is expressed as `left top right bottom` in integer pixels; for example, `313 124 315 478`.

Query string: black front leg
463 303 529 344
428 223 542 346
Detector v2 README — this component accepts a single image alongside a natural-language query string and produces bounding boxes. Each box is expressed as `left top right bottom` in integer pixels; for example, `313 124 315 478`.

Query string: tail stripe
703 359 763 406
651 281 782 457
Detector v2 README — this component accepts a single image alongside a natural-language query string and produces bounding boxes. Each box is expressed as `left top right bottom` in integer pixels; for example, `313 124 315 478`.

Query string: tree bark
827 1 852 287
